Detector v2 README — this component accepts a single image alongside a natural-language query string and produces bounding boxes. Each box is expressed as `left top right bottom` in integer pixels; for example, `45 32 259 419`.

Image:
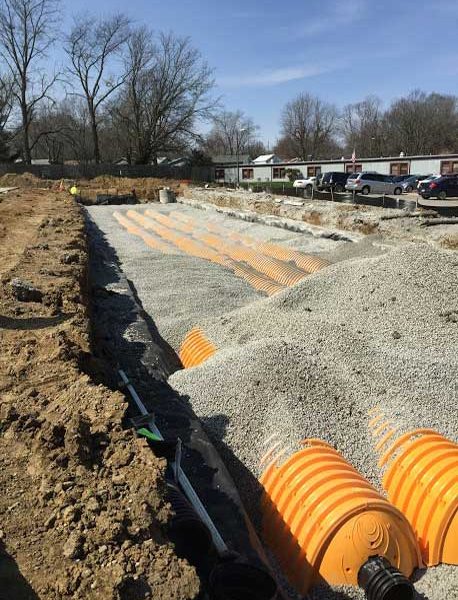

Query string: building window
390 162 409 176
242 168 254 179
215 168 225 179
441 160 458 174
346 163 362 173
307 166 321 177
273 167 286 179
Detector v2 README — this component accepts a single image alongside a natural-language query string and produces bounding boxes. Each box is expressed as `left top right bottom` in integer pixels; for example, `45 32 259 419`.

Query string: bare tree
274 133 342 161
113 31 215 164
202 110 263 157
65 13 131 163
340 96 384 157
0 73 13 131
384 90 458 155
0 0 60 163
28 99 82 163
110 26 155 163
0 73 13 158
280 93 338 160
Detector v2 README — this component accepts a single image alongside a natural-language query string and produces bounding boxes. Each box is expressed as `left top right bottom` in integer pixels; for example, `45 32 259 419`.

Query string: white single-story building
212 153 458 183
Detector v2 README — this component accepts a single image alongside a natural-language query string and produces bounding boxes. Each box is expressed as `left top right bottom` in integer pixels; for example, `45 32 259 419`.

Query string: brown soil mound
0 189 199 599
77 176 184 203
0 173 186 202
0 172 45 187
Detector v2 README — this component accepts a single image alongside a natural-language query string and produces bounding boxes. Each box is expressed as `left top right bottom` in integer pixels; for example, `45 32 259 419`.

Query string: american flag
351 149 356 163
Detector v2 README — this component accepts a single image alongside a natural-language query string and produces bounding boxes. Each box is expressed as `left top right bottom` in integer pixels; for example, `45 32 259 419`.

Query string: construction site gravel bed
0 189 199 599
85 203 344 351
86 198 458 599
169 244 458 600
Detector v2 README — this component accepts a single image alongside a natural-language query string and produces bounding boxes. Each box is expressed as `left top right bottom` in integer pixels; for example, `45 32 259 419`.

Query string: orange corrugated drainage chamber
179 327 216 369
373 426 458 568
259 439 421 598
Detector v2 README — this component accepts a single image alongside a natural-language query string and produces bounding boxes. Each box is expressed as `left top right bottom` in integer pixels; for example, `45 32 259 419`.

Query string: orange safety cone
179 327 217 369
370 418 458 567
259 439 421 596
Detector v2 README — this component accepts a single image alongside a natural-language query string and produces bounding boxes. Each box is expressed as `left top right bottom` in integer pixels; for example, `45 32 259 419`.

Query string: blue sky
61 0 458 145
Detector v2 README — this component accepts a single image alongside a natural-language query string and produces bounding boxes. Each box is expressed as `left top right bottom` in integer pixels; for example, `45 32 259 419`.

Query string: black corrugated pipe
167 480 278 599
209 559 278 600
358 556 414 600
166 481 214 561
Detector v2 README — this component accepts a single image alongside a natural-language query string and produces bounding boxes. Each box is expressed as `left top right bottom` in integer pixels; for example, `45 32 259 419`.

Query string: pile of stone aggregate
170 244 458 600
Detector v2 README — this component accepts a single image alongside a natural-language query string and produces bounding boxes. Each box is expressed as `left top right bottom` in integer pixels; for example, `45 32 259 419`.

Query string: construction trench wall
86 201 458 600
86 215 279 598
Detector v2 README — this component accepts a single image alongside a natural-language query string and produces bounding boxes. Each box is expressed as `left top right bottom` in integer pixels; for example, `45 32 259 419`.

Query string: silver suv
345 172 403 195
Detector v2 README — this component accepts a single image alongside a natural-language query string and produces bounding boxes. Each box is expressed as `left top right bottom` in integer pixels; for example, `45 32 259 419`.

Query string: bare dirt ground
0 188 199 599
0 173 186 204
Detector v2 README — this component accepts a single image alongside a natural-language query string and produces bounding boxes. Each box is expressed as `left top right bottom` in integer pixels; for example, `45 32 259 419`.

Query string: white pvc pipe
118 369 227 554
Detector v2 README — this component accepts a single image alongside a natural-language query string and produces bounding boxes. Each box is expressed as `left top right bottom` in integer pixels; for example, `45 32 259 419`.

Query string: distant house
14 158 51 165
252 154 282 164
211 154 251 165
156 156 170 165
169 157 190 168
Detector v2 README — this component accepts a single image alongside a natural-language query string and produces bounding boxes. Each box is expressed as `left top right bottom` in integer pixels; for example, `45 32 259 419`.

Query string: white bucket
159 188 176 204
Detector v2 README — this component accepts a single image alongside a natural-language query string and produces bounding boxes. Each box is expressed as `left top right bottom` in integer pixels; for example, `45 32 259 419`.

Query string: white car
293 176 317 193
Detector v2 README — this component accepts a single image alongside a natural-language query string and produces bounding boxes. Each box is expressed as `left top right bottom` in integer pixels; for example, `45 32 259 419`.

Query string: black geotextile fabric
86 215 271 573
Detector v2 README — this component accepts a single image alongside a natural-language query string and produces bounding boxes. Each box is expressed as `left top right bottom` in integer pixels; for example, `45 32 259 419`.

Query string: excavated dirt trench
0 189 199 600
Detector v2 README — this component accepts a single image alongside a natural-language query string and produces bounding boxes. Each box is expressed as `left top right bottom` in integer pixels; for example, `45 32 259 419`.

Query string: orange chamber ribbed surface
373 426 458 567
179 327 217 368
113 208 331 297
259 440 420 596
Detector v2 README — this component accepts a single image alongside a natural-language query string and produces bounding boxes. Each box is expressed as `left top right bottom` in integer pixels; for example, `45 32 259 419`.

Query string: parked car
319 171 350 192
293 176 318 193
398 174 433 193
345 172 403 195
418 175 458 200
391 174 412 183
417 174 440 190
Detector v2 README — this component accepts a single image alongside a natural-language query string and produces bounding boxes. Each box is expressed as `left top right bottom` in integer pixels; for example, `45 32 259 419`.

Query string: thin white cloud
294 0 367 37
218 65 335 88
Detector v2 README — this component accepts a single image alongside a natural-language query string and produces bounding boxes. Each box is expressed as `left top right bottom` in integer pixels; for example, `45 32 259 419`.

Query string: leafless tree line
0 0 216 163
201 110 266 159
274 91 458 160
0 0 457 165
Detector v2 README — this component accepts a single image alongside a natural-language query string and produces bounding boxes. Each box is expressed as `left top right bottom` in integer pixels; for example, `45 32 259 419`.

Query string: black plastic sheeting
94 194 138 205
86 216 279 599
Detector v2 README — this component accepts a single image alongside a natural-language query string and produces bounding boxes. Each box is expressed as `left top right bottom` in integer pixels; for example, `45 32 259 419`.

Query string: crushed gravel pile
85 204 343 350
169 244 458 600
86 206 260 351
